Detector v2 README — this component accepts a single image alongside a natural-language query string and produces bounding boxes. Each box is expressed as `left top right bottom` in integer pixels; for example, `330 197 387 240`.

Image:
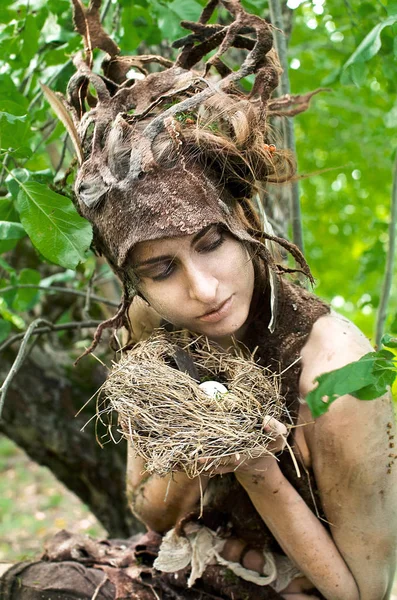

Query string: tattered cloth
0 530 288 599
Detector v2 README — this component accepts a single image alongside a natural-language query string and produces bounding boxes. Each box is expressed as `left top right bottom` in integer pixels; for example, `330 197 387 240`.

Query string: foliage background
0 0 396 560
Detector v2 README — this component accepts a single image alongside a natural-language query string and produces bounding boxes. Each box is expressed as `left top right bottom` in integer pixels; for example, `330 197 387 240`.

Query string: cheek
230 246 254 288
139 283 185 323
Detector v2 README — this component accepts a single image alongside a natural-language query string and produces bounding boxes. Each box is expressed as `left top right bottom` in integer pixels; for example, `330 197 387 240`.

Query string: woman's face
131 225 255 342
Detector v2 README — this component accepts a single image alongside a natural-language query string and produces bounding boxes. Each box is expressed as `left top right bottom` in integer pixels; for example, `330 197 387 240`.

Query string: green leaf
341 16 397 84
13 269 41 312
0 198 19 223
0 257 15 274
381 334 397 349
20 13 41 64
350 62 367 87
0 101 30 152
6 169 30 200
387 2 397 16
0 319 11 343
0 75 28 108
305 351 397 418
0 276 16 307
150 0 203 41
0 221 26 253
168 0 203 21
0 221 26 241
0 240 18 253
15 181 92 270
0 298 24 329
121 5 161 51
306 354 378 418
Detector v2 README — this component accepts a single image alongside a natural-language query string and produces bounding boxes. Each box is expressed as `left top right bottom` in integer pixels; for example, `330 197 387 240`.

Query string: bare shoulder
298 309 395 456
299 310 373 397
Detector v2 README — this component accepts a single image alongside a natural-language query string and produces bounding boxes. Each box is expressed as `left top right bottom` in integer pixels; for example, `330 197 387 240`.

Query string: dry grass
100 329 287 478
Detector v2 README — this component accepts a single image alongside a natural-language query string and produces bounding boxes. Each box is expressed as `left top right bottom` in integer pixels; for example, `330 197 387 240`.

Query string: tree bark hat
42 0 316 355
77 153 254 274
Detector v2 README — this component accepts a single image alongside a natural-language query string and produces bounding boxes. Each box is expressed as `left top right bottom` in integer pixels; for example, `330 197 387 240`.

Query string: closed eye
148 261 176 281
196 233 224 254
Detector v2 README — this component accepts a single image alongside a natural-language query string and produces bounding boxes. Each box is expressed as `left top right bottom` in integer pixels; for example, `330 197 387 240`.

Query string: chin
196 311 249 340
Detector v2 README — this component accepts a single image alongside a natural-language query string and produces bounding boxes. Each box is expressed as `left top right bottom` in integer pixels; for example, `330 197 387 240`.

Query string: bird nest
100 329 287 478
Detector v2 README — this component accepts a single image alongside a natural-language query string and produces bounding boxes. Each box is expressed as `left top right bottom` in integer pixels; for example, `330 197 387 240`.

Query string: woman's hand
198 416 288 481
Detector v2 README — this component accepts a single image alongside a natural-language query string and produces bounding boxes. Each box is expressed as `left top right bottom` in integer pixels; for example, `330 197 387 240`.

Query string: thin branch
268 0 304 253
0 318 103 417
0 318 49 417
0 319 103 355
375 154 397 346
0 152 10 187
83 269 96 320
55 132 70 176
0 317 105 418
100 0 113 21
0 284 119 307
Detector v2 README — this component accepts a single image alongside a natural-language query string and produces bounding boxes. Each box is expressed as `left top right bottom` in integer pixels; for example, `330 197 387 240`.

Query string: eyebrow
134 225 215 268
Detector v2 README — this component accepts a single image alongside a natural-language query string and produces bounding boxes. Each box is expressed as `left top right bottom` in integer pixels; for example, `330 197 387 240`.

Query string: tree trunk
0 344 143 538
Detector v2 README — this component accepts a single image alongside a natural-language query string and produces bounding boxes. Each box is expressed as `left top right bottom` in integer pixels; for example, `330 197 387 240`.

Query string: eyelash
151 234 225 281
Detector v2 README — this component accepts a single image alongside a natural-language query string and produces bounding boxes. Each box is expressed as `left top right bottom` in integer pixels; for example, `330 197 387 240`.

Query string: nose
186 264 218 304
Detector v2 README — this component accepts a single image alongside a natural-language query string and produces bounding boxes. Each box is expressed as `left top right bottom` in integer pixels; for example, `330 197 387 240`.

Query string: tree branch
0 319 103 354
375 153 397 346
0 319 52 417
0 284 119 307
0 319 103 417
268 0 304 253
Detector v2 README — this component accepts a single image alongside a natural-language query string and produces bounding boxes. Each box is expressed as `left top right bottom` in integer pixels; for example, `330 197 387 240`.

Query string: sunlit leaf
341 16 397 84
382 334 397 349
15 181 92 270
0 298 25 329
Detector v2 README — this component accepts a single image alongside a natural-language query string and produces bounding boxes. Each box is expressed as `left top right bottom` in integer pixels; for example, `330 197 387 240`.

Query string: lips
198 296 233 323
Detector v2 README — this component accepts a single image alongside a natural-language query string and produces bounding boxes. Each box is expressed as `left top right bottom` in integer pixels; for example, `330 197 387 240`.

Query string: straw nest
101 329 287 478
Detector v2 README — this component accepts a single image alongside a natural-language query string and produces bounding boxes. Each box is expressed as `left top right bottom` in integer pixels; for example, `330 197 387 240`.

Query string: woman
37 0 396 598
125 222 397 599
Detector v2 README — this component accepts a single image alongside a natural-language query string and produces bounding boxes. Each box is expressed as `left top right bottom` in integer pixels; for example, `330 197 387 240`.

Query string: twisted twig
375 153 397 345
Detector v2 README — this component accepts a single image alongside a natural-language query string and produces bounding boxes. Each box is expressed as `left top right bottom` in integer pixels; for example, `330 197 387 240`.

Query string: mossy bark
0 345 143 538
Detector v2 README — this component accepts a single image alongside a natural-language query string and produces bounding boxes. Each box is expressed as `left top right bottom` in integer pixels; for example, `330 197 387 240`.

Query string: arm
298 312 397 599
126 444 209 532
234 313 397 599
235 458 360 599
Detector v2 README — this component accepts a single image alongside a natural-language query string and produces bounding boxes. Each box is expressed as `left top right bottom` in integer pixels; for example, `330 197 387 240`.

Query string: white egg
199 381 228 398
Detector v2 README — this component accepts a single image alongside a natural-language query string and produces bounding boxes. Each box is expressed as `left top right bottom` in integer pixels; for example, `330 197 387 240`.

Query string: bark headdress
44 0 317 353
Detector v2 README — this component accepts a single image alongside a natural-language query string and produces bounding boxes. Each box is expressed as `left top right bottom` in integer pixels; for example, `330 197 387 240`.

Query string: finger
263 416 288 437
